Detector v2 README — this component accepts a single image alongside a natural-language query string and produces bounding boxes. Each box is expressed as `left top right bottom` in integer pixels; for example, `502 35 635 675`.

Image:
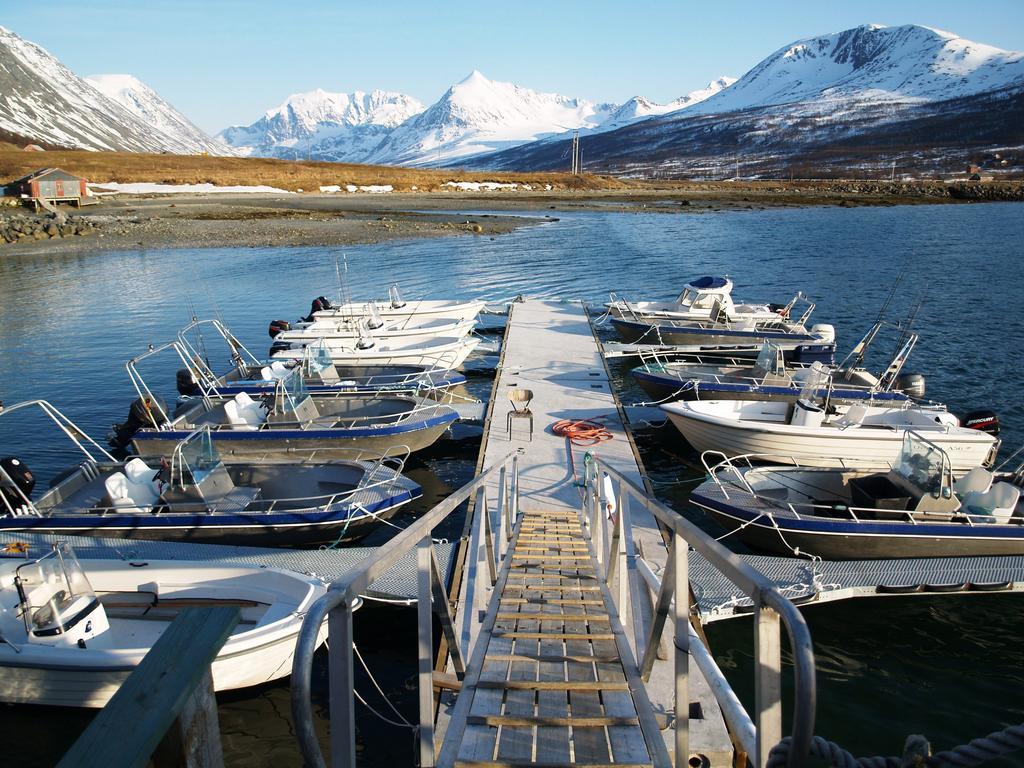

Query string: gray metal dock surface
446 299 734 765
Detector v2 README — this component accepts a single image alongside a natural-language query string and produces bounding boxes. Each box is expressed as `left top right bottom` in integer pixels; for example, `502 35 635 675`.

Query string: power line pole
570 130 580 175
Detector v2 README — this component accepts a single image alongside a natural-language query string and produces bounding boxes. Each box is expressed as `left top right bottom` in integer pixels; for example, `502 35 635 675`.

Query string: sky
4 0 1024 134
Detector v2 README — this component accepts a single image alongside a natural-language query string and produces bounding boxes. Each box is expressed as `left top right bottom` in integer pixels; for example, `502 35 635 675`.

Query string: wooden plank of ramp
440 506 668 767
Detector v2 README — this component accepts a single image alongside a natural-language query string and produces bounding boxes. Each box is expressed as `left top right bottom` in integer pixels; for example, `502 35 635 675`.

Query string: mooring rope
766 723 1024 768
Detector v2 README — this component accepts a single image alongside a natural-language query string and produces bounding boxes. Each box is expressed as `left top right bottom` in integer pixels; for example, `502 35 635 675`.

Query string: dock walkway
443 300 732 766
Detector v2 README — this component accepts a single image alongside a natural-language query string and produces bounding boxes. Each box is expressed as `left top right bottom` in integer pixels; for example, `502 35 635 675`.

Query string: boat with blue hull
120 354 459 461
176 322 465 401
690 434 1024 559
0 404 422 545
631 324 921 405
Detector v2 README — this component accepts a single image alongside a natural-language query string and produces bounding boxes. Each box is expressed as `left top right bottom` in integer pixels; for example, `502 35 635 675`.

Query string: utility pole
570 130 580 175
890 160 896 182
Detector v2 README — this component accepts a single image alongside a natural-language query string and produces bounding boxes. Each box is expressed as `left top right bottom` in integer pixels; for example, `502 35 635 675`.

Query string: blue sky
5 0 1024 134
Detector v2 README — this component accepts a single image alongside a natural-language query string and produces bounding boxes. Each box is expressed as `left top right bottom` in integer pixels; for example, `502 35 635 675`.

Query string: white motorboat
306 285 485 324
660 364 999 472
0 542 327 707
271 312 477 348
605 276 799 322
271 334 481 371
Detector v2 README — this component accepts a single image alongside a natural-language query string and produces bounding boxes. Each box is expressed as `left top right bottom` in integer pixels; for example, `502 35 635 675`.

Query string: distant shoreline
1 184 1021 256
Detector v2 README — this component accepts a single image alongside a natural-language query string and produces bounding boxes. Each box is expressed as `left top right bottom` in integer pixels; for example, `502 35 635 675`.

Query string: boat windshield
301 340 334 377
282 369 311 413
366 301 385 330
389 284 406 309
753 343 784 377
894 432 951 498
675 287 694 306
15 543 97 636
796 361 829 406
177 427 223 485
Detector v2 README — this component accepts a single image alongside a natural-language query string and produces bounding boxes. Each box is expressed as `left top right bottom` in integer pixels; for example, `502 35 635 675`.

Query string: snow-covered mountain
595 77 737 133
217 89 424 162
0 26 231 154
364 71 617 166
85 74 233 155
475 24 1024 176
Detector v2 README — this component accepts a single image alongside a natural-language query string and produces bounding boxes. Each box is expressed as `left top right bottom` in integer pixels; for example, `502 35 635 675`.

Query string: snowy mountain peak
688 23 1024 116
363 74 617 165
598 76 737 129
0 26 231 154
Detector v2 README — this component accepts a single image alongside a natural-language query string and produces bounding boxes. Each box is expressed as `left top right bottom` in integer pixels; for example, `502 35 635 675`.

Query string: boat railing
0 400 117 517
176 318 263 386
582 455 816 768
291 450 522 768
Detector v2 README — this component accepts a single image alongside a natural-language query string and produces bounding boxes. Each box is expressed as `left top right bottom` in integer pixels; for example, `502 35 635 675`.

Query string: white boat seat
104 466 160 515
225 392 267 430
962 482 1021 523
260 362 292 381
954 467 994 497
835 404 868 429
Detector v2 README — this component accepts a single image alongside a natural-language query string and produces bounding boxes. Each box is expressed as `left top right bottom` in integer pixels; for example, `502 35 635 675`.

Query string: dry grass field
0 149 625 192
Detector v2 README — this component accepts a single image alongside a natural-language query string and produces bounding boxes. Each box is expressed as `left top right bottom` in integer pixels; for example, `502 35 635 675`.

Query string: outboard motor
268 319 291 339
176 368 201 397
302 296 334 322
0 457 35 512
109 394 169 450
962 409 1000 436
894 372 926 400
810 324 835 344
389 284 406 309
269 341 293 357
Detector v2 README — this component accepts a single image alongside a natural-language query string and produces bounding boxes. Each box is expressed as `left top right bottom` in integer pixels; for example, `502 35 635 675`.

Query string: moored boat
0 541 328 707
270 333 481 371
631 324 921 405
690 433 1024 558
305 285 485 324
1 402 421 544
660 365 999 472
605 275 799 323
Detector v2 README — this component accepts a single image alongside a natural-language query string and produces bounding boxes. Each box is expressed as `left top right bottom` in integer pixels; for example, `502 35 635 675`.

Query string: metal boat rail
291 450 521 768
580 454 816 767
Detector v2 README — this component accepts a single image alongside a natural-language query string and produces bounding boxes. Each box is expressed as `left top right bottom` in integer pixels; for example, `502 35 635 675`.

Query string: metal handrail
291 450 519 768
585 456 816 768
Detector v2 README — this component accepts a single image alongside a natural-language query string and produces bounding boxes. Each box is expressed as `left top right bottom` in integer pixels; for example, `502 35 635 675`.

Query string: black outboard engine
269 319 291 339
302 296 334 323
269 341 293 357
962 409 1000 436
109 395 169 450
0 457 35 512
894 372 926 400
176 368 201 397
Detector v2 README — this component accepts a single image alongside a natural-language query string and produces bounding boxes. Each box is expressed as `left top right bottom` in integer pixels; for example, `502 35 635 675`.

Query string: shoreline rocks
0 210 97 244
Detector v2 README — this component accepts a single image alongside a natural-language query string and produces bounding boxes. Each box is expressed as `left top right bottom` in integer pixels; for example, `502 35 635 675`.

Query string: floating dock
443 299 734 765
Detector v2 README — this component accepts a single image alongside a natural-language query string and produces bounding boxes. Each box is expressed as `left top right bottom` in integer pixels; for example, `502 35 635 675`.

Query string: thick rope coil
766 723 1024 768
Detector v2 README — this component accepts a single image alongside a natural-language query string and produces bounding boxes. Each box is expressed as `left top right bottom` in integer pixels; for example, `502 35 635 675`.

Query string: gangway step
493 613 610 622
490 631 617 640
455 762 653 768
467 715 641 727
475 680 630 691
484 654 621 664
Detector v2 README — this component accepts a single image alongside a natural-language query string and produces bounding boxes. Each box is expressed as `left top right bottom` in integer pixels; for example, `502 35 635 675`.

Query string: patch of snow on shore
444 181 519 191
347 185 393 193
89 182 293 195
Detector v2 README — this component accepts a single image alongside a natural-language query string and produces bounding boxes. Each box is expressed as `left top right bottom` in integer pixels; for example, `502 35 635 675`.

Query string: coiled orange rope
551 417 614 446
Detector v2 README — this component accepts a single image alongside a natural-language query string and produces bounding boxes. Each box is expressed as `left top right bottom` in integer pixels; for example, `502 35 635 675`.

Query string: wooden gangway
439 506 668 766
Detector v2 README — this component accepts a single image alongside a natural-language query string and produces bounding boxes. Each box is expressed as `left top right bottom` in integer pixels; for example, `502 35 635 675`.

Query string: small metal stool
506 389 534 441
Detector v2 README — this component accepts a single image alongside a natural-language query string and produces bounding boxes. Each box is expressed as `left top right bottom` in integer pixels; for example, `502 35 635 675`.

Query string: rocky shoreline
0 182 1020 256
0 210 97 243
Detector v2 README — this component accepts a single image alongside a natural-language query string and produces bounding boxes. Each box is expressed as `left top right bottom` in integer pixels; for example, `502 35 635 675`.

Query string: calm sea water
1 202 1022 765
